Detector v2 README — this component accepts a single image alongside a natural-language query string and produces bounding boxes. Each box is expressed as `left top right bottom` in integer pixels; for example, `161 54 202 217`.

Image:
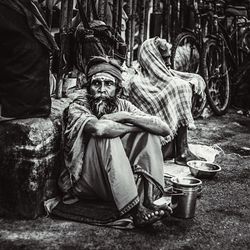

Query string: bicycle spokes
202 39 231 115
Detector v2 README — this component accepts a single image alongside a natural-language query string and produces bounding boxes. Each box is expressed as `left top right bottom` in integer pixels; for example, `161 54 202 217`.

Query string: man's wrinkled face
89 73 117 98
88 73 118 118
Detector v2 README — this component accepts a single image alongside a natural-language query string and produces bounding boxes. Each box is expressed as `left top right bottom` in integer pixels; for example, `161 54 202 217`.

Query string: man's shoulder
117 98 134 109
73 96 89 106
69 96 92 114
117 97 133 105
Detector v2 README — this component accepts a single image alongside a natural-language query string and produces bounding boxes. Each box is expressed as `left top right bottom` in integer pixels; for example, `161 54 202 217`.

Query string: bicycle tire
238 27 250 65
171 32 204 118
201 38 231 116
171 32 201 73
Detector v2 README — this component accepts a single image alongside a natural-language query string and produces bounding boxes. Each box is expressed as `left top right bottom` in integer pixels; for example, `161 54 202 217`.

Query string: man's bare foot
175 148 206 166
133 205 165 228
145 202 173 216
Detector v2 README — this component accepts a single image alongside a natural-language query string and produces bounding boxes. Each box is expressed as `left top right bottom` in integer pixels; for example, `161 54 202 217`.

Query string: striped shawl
129 37 206 142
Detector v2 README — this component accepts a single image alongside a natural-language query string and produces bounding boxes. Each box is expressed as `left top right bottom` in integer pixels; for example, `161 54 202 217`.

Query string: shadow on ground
0 110 249 250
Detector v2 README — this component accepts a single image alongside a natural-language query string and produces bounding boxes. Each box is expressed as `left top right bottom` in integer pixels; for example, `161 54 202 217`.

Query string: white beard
94 99 108 118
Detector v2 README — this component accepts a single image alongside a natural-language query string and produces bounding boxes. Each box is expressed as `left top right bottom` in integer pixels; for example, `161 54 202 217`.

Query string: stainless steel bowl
187 160 221 179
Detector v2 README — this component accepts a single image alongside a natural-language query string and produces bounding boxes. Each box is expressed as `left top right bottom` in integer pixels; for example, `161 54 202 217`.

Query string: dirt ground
0 109 249 250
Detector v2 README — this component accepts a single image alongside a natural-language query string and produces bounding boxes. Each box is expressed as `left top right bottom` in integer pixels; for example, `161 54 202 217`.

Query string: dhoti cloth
72 132 164 216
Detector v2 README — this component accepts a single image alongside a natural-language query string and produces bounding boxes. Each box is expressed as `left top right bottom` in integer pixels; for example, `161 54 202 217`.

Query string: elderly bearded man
58 57 172 227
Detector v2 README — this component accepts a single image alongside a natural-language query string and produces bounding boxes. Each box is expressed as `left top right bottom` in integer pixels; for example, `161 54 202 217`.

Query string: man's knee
89 136 121 147
88 137 124 155
122 132 162 154
129 131 161 144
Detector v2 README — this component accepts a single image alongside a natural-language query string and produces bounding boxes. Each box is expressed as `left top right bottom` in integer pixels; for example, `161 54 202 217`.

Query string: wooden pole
162 0 171 40
104 0 108 24
170 0 177 43
86 0 91 20
126 0 132 66
113 0 119 32
138 0 145 49
176 0 181 36
130 0 137 65
55 0 73 99
126 0 137 66
67 0 74 28
98 0 105 21
118 0 124 33
143 0 150 41
46 0 53 29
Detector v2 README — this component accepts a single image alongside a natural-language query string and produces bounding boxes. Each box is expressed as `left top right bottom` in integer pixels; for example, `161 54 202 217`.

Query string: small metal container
187 160 221 179
170 177 202 219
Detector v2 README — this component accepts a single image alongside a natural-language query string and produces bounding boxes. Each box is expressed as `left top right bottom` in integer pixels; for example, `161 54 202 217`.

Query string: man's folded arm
84 118 142 138
101 112 170 137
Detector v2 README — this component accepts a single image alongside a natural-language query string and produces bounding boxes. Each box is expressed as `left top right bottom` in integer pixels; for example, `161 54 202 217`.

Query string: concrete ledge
0 98 71 219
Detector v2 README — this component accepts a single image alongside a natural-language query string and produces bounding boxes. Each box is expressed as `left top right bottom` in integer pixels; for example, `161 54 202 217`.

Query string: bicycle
170 0 212 118
201 2 250 115
171 0 212 73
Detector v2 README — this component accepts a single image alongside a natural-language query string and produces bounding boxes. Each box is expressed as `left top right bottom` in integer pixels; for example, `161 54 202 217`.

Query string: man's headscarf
86 56 123 82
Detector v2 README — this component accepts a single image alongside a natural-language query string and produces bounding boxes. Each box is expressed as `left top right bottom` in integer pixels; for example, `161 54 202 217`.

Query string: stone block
0 98 71 219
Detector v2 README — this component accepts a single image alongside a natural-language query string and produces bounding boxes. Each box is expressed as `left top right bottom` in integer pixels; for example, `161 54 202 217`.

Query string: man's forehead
91 73 115 82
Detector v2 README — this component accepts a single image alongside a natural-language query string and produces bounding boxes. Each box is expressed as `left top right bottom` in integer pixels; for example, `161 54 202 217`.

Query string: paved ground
0 109 249 250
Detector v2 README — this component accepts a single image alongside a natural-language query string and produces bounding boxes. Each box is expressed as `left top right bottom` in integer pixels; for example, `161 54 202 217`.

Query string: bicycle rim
201 39 231 115
239 27 250 64
171 32 200 74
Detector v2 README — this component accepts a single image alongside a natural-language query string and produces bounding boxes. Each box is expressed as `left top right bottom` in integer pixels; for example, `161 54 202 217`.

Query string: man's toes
167 206 173 214
154 211 159 216
158 209 165 216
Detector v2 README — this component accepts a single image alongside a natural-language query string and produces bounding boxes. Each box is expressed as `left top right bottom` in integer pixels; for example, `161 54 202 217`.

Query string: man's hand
100 111 131 123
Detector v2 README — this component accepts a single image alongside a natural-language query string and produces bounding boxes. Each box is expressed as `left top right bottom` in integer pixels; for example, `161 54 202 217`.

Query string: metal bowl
187 160 221 179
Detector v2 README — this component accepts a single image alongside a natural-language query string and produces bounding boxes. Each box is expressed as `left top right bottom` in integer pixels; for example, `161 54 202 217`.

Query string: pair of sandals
133 203 173 227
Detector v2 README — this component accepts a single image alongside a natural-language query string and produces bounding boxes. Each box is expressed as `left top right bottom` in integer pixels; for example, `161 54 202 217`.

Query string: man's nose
99 82 106 92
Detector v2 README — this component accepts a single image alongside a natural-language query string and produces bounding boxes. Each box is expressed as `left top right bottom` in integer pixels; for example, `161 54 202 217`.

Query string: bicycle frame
181 0 212 46
208 9 250 74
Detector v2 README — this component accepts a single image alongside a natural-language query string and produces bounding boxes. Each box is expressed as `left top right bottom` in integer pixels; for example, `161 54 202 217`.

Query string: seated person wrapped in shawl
56 57 172 227
128 37 206 165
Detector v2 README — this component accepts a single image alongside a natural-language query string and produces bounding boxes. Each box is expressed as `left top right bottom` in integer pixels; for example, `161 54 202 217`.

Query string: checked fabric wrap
129 37 206 142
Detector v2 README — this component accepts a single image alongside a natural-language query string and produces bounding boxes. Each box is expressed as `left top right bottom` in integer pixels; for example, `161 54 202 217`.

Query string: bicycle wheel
201 38 231 115
171 32 204 118
171 32 200 73
239 27 250 64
